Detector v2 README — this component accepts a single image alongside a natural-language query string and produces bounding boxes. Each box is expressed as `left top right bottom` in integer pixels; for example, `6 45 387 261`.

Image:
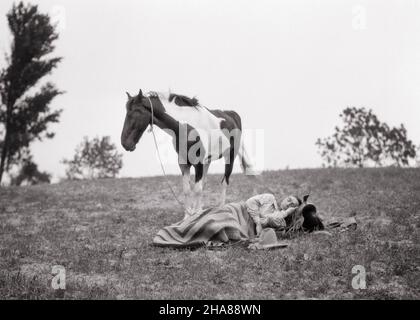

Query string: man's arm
245 195 264 236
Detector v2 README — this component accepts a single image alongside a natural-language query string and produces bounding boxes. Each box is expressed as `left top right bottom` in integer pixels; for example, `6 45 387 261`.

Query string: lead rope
146 96 278 208
146 96 184 206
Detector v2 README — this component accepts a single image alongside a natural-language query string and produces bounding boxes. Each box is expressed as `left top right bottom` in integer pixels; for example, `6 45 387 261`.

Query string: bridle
146 95 155 133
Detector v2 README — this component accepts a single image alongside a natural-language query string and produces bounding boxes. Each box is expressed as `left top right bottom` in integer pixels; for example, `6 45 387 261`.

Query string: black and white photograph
0 0 419 304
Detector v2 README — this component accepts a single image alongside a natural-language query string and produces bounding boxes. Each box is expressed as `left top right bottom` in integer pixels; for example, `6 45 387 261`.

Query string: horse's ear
303 194 310 203
138 89 143 98
126 92 132 99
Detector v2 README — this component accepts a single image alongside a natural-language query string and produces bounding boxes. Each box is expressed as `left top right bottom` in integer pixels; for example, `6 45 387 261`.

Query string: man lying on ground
153 193 355 249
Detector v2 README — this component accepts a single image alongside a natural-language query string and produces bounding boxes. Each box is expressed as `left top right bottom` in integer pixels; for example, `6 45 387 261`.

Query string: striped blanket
153 202 256 248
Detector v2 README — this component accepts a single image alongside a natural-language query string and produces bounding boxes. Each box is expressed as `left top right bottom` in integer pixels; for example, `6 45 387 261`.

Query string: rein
146 96 184 207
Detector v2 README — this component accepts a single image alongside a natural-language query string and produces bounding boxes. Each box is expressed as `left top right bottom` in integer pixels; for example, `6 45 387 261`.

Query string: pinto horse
121 89 255 219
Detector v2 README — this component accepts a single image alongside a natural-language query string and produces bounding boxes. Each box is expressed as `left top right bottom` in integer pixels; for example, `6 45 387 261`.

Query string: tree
316 107 416 168
62 136 123 180
10 155 51 186
416 145 420 167
0 2 63 184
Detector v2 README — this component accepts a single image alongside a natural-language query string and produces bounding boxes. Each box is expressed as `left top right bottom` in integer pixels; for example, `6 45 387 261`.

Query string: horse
121 89 255 219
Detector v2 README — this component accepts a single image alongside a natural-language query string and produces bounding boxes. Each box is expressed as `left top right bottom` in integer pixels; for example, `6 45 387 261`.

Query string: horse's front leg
191 163 207 214
192 179 203 214
180 165 193 219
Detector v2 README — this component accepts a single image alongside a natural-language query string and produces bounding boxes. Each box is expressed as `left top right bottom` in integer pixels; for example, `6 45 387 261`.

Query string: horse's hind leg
219 122 242 206
220 164 233 206
220 149 235 206
220 179 227 206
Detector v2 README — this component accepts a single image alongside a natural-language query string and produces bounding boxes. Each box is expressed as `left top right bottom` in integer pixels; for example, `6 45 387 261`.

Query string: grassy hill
0 168 419 299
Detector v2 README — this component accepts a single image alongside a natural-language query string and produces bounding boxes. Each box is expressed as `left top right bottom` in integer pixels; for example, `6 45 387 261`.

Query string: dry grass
0 167 419 299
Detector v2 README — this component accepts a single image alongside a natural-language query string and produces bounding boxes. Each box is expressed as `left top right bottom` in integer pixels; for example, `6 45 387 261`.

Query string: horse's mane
169 93 199 107
149 91 200 108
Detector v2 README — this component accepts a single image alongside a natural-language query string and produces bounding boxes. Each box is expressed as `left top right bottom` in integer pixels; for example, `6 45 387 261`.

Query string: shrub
62 136 123 179
316 107 416 167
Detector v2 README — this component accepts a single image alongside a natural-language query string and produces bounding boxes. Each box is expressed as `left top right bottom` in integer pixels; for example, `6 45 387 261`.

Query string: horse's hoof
183 208 195 220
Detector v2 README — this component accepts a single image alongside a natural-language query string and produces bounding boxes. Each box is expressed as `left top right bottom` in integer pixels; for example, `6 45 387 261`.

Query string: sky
0 0 419 181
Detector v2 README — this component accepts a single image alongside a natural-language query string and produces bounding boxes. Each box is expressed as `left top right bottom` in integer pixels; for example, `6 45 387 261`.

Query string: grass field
0 167 419 299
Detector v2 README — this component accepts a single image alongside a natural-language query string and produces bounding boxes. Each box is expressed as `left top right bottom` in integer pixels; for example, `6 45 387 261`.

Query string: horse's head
121 89 151 151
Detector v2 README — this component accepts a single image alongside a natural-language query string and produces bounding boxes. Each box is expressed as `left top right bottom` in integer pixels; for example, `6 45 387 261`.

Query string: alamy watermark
147 127 265 175
51 265 66 290
352 5 367 31
351 265 366 290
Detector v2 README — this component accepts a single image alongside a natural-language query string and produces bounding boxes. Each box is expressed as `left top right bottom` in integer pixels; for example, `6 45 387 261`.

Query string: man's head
280 195 300 210
282 194 324 232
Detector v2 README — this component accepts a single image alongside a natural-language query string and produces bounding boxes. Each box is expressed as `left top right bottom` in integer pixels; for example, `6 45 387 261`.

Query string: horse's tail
238 138 258 175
